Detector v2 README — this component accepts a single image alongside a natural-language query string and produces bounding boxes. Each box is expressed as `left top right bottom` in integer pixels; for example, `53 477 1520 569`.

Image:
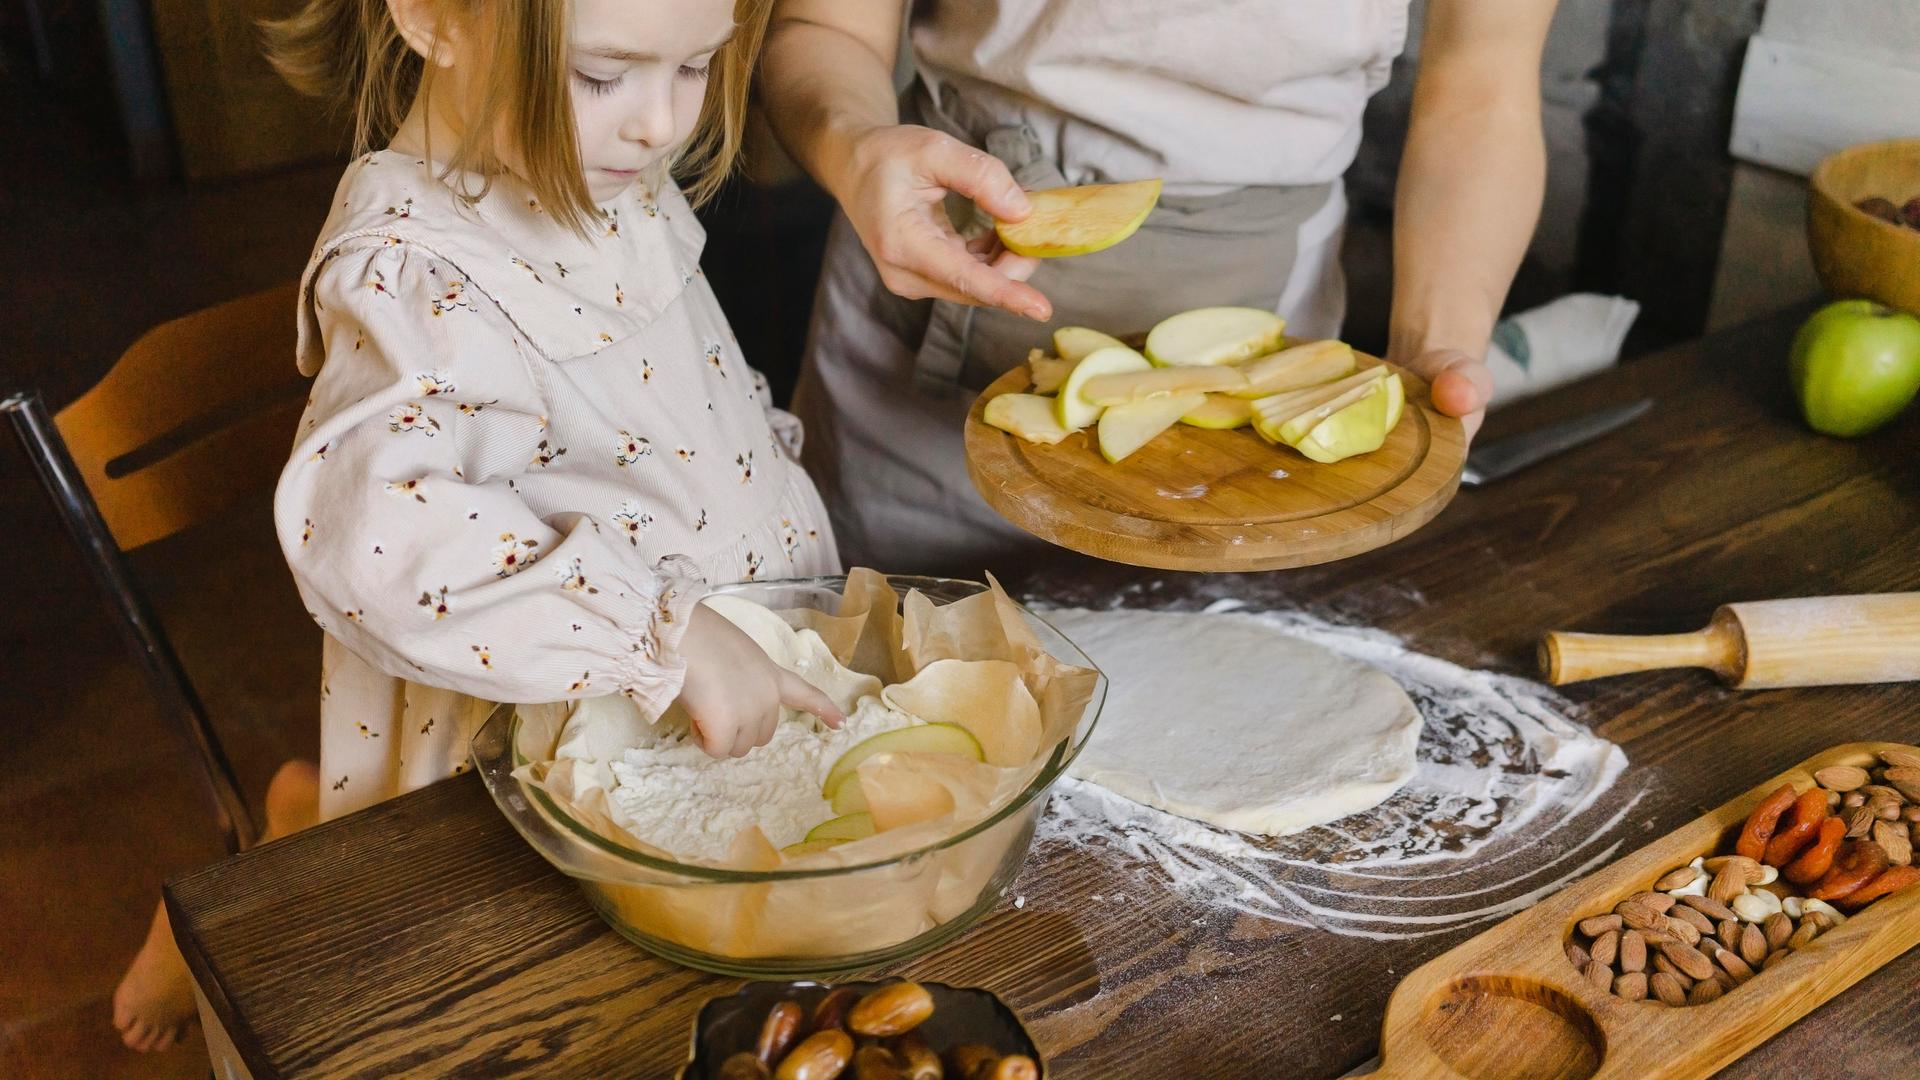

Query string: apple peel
883 658 1043 767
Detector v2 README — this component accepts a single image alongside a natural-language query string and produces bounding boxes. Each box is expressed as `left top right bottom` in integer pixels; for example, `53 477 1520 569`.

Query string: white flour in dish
1030 600 1637 940
609 698 917 860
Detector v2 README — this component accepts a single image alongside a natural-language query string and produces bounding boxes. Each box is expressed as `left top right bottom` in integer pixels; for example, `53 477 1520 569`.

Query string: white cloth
911 0 1413 194
279 152 839 820
1486 294 1642 408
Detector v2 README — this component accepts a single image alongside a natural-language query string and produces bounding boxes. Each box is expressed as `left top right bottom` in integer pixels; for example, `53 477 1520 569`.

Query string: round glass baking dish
472 574 1105 977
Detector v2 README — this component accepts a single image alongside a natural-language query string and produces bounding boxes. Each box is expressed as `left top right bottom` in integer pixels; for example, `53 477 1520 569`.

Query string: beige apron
794 6 1404 573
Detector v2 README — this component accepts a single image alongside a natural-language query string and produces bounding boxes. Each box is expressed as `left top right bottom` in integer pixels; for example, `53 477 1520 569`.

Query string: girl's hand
676 604 846 758
830 124 1052 321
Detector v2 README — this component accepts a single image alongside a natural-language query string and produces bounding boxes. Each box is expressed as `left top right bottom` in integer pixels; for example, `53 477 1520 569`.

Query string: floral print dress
279 151 839 821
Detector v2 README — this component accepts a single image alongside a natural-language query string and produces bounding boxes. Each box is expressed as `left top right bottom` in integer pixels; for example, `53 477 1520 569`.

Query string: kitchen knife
1459 398 1653 487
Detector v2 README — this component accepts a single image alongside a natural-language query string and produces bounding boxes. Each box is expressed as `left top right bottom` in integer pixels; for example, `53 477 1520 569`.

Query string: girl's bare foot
111 760 320 1052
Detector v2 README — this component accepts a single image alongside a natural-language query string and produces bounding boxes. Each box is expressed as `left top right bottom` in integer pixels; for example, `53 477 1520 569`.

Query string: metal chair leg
3 391 258 852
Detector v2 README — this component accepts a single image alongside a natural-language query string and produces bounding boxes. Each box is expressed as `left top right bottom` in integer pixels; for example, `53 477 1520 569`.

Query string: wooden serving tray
962 355 1467 572
1360 742 1920 1080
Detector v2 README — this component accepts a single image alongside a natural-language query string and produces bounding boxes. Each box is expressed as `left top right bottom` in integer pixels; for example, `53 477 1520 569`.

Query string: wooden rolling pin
1542 593 1920 688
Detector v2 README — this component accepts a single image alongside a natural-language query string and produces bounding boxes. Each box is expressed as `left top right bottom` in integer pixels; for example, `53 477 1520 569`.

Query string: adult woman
763 0 1558 572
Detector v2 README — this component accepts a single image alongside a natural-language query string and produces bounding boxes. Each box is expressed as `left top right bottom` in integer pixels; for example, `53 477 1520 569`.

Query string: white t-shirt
910 0 1413 194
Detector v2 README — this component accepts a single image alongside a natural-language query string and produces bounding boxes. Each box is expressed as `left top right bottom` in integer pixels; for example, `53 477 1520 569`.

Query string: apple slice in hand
1180 394 1253 429
984 393 1075 445
1098 393 1206 462
1145 307 1287 367
995 179 1163 258
804 811 876 844
1080 366 1247 406
820 722 984 802
1233 340 1357 398
1056 344 1152 430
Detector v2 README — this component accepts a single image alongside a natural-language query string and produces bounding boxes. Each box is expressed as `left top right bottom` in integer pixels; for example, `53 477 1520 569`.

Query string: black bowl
681 979 1044 1078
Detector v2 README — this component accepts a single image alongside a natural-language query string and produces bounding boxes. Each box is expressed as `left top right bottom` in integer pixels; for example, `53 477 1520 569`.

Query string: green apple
1233 340 1357 398
1179 394 1253 429
983 393 1074 445
1028 355 1074 394
1053 326 1127 363
1251 367 1385 443
1055 344 1151 430
1292 374 1402 463
820 722 984 801
1145 307 1287 367
1790 300 1920 437
1274 379 1383 446
804 812 876 844
995 179 1162 258
1096 393 1205 462
1080 365 1247 406
829 775 869 815
781 839 848 858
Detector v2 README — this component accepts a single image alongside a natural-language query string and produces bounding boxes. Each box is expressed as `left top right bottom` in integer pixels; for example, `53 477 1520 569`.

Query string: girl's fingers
778 670 846 730
922 134 1030 222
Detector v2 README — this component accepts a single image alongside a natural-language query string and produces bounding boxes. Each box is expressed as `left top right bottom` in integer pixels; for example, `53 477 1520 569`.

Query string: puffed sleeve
276 241 704 714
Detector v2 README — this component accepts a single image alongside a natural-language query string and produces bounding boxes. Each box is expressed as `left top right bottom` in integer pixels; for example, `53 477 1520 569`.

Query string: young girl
114 0 845 1052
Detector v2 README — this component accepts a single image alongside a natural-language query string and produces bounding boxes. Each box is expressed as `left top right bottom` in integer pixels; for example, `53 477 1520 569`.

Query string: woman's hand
1399 347 1493 440
675 604 845 758
830 123 1052 321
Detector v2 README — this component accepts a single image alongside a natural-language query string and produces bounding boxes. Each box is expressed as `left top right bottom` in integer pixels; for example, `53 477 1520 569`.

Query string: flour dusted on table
610 698 916 861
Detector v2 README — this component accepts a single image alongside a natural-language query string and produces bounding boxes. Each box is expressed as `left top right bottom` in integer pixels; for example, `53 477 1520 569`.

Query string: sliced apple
882 659 1041 768
1081 366 1247 406
1028 355 1074 394
995 179 1162 258
1381 369 1405 432
1145 307 1287 367
1274 379 1383 446
1233 340 1357 398
1292 374 1400 463
983 393 1075 445
1055 344 1151 430
820 721 984 800
1250 366 1386 443
1053 326 1127 363
1180 394 1253 429
1097 393 1205 463
805 811 876 844
829 775 869 815
780 839 848 858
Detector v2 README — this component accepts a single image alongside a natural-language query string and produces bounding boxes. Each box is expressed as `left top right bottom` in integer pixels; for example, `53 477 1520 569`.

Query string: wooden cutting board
1359 741 1920 1080
963 356 1468 571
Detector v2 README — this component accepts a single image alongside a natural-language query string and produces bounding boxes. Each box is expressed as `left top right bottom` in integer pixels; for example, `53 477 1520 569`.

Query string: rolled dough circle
1048 608 1423 836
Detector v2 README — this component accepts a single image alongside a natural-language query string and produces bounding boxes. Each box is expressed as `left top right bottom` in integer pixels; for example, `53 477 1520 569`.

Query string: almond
1874 820 1914 866
1679 894 1737 922
1613 971 1649 1001
1619 929 1647 973
1658 940 1716 981
1872 796 1903 822
1885 767 1920 802
1666 916 1701 946
1652 953 1694 988
1846 806 1878 839
1762 912 1793 951
1656 866 1702 892
1904 805 1920 823
1618 904 1671 935
1703 855 1764 883
1716 918 1741 952
1650 971 1689 1006
1843 791 1867 809
1879 750 1920 771
1670 905 1715 937
1707 863 1746 906
1589 929 1619 967
1815 765 1870 792
1582 960 1614 992
1788 920 1822 949
1687 979 1724 1005
1578 914 1623 937
848 983 934 1037
1566 941 1590 968
1739 923 1768 967
1637 892 1677 913
1712 945 1754 983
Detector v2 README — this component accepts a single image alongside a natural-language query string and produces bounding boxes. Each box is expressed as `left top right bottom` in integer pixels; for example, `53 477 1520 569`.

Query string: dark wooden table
168 307 1920 1078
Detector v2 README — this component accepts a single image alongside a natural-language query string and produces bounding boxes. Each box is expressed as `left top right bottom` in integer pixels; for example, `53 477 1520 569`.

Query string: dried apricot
1763 788 1830 866
1784 817 1848 884
1736 783 1798 861
1809 840 1890 901
1835 865 1920 911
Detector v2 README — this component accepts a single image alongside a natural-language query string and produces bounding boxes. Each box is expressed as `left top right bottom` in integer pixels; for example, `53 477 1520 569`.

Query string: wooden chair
3 282 309 853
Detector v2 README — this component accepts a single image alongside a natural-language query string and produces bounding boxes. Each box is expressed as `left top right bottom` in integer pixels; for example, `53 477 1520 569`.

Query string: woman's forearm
760 3 904 204
1388 0 1558 366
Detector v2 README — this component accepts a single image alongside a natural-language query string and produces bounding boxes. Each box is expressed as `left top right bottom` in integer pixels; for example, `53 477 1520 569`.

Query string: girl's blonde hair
265 0 768 233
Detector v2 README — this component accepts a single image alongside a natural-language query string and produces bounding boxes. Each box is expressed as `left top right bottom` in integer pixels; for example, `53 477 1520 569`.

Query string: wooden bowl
1808 138 1920 316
